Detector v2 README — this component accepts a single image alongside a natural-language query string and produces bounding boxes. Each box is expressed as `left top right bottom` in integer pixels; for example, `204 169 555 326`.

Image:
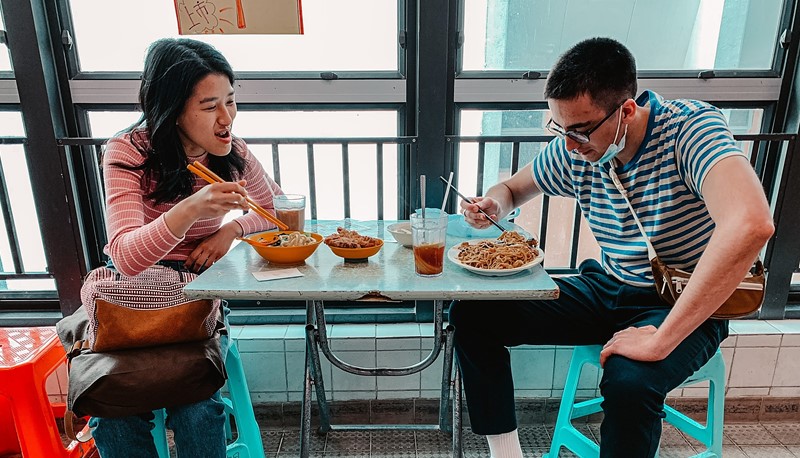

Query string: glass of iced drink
273 194 306 232
410 209 448 277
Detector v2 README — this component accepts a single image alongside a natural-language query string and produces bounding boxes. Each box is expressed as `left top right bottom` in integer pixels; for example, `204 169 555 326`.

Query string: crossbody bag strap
607 166 658 260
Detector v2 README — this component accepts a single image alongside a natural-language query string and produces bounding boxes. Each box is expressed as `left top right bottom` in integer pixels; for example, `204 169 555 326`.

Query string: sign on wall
174 0 303 35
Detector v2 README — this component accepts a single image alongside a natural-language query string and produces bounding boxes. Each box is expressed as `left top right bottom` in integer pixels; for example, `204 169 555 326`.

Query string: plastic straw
420 175 426 219
441 171 453 213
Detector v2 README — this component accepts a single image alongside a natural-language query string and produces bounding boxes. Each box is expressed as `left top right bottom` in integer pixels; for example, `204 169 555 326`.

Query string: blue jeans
450 259 728 458
89 304 231 457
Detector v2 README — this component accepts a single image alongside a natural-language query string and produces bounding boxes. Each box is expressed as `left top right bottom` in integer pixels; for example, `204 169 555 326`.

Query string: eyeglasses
546 102 624 144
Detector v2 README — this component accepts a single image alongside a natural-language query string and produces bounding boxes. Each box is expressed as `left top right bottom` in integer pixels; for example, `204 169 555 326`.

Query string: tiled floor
251 422 800 457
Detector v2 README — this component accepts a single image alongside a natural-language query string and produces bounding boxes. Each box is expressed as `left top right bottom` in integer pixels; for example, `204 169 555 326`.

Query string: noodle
258 232 316 247
455 231 539 269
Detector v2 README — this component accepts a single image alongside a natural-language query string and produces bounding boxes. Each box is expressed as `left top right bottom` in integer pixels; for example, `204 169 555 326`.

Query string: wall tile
727 387 771 397
772 346 800 386
331 351 376 393
376 350 421 392
510 348 555 390
729 320 781 335
728 347 779 387
420 349 446 392
240 351 287 392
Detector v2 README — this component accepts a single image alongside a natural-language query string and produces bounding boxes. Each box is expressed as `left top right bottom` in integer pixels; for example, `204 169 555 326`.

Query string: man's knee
600 357 666 412
448 300 484 336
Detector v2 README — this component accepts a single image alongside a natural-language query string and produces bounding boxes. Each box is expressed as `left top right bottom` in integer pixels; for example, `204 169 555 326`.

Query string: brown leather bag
56 307 227 441
651 256 765 319
609 167 766 320
81 264 218 351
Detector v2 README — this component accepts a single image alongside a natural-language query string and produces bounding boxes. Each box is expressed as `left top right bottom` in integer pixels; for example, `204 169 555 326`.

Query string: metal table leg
301 298 461 455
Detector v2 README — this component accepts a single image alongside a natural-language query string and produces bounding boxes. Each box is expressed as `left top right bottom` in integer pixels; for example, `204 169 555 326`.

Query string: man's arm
600 155 774 364
461 163 543 229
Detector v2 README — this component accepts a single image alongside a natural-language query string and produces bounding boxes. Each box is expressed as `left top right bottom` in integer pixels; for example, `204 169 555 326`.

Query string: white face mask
590 110 627 166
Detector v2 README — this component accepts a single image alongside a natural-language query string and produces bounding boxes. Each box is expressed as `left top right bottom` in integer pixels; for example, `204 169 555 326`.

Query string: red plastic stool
0 327 96 457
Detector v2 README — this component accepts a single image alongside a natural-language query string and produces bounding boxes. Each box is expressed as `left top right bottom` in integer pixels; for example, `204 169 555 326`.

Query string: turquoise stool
151 339 264 457
545 345 725 458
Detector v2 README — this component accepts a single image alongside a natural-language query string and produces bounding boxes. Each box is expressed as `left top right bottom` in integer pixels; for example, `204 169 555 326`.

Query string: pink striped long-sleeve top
103 133 283 276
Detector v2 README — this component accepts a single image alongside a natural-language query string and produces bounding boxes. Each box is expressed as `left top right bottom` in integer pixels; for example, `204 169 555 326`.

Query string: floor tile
725 423 781 445
763 422 800 445
738 444 795 457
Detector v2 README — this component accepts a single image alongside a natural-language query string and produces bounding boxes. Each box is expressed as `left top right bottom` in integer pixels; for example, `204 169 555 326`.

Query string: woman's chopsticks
439 175 506 233
187 161 289 231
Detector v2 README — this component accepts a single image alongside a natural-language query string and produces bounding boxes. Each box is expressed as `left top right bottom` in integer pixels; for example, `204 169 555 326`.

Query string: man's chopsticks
187 161 289 231
439 175 506 233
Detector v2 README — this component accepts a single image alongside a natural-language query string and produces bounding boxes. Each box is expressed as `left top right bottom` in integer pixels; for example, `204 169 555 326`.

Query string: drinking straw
420 175 426 219
441 171 453 213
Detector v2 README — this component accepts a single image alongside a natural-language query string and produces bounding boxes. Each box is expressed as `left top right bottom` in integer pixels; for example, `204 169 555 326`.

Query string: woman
86 38 282 457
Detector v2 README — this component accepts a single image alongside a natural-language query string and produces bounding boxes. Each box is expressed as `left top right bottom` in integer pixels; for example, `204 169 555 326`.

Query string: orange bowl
326 239 384 261
245 231 323 265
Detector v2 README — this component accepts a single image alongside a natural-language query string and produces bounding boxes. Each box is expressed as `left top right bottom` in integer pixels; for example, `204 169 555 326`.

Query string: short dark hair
544 37 637 111
115 38 245 204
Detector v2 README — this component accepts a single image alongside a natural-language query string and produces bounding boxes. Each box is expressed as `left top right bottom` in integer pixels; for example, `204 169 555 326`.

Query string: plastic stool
0 327 96 457
545 345 725 458
151 339 264 457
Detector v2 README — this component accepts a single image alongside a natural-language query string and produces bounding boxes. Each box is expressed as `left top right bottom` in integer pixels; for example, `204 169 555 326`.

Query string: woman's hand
185 223 241 272
188 180 250 220
459 196 501 229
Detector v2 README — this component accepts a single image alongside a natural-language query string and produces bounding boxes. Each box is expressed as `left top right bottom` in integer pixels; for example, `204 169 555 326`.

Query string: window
0 111 53 292
462 0 785 72
68 0 400 73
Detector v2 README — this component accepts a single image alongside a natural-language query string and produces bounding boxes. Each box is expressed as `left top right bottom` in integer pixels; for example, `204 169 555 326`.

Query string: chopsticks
187 161 289 231
439 175 506 233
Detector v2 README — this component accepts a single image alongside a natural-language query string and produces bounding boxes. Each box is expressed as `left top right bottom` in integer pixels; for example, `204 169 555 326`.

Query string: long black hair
116 38 246 204
544 37 638 112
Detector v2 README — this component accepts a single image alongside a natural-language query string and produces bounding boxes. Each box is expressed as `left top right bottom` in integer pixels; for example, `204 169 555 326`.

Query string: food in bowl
386 222 412 247
324 228 383 261
246 231 323 265
256 231 316 247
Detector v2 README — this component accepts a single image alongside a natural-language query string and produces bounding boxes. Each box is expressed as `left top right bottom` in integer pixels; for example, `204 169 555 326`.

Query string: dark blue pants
449 259 728 458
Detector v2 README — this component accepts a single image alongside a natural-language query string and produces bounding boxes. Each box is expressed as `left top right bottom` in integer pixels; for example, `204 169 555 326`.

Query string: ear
620 99 636 123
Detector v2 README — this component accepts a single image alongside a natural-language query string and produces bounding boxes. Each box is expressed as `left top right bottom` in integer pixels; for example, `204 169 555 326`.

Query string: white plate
447 239 544 277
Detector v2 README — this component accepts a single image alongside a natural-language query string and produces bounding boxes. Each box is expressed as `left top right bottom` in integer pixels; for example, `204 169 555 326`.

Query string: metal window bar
0 136 51 281
447 133 796 275
57 136 417 270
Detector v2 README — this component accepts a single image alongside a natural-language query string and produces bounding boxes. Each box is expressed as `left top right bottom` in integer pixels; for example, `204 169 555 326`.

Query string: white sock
486 429 524 458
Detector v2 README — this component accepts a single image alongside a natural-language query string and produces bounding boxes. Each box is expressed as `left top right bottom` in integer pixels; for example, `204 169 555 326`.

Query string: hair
544 37 638 112
114 38 246 204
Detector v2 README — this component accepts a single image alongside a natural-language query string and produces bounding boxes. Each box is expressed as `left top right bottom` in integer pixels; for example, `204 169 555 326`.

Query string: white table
185 219 559 457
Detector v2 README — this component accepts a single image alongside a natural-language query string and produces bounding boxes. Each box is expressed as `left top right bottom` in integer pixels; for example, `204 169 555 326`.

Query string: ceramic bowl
245 231 323 265
386 222 412 247
326 239 384 262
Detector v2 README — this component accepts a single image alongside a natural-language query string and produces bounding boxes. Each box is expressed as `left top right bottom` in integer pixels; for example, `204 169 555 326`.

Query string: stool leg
545 346 602 458
9 376 65 458
151 409 170 458
225 341 265 458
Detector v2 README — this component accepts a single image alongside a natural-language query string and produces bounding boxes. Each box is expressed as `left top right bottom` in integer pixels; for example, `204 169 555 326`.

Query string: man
450 37 774 458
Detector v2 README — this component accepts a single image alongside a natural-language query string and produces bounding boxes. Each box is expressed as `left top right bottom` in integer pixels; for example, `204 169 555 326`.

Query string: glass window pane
0 112 54 292
0 12 10 72
463 0 784 72
69 0 398 72
87 109 400 220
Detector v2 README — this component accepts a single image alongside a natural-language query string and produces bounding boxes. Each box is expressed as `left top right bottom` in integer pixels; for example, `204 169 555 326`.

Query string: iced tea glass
274 194 306 232
410 209 448 277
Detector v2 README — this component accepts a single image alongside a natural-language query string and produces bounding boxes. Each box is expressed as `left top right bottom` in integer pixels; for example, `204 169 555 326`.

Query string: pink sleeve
233 144 285 235
103 137 183 276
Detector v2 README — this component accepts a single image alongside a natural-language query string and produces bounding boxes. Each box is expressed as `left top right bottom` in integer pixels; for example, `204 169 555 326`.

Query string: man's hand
599 325 672 366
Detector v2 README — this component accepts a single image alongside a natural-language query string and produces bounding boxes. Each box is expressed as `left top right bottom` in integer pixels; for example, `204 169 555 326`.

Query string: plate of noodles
447 231 543 277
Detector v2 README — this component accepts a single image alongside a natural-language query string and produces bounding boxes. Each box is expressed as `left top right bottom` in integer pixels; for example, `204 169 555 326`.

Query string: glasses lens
546 120 565 138
566 132 590 144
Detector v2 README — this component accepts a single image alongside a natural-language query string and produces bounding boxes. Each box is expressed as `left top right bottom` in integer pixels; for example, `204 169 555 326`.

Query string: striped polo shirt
531 90 745 287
